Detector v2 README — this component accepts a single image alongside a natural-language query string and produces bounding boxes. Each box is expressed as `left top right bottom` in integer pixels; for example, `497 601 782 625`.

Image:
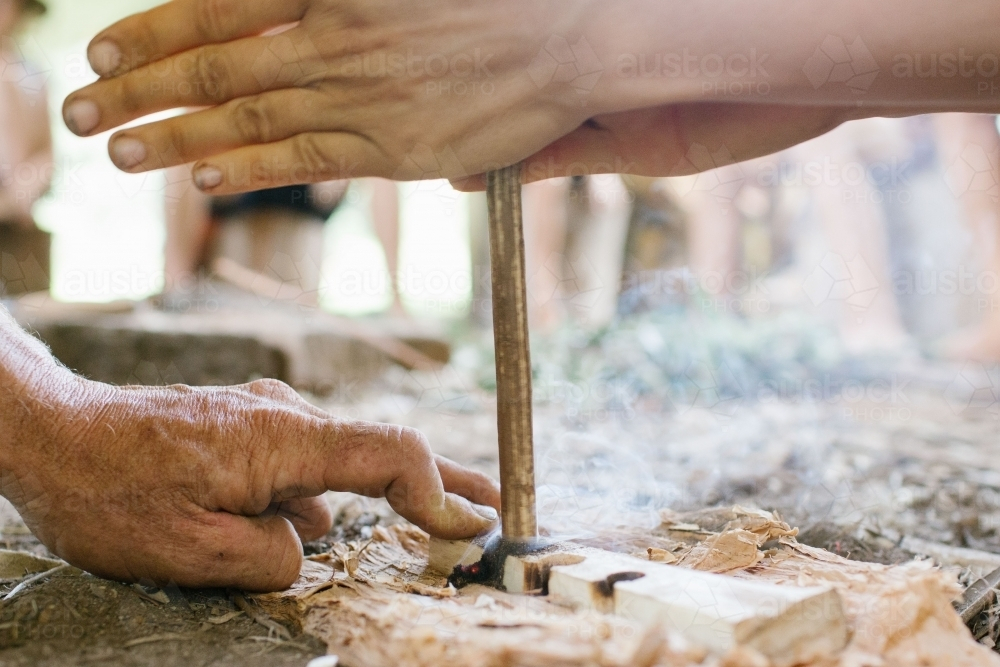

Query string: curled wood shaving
679 530 762 573
728 505 799 542
402 582 456 599
131 584 170 604
206 611 244 625
123 632 191 648
647 548 678 564
232 593 291 641
665 523 703 532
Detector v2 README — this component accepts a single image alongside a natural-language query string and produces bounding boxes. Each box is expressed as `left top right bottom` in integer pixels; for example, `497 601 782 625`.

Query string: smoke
534 432 671 538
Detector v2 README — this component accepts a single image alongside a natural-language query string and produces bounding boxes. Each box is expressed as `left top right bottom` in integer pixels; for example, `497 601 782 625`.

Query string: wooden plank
430 537 848 665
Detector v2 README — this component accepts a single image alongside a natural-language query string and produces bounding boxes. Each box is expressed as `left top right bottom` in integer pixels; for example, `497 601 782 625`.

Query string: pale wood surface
257 502 1000 667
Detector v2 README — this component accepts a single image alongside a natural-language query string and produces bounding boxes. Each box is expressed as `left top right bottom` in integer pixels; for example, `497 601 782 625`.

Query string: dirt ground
3 352 1000 664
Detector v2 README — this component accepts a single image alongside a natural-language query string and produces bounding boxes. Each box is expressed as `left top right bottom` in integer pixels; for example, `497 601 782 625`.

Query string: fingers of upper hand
188 132 384 194
66 38 270 137
106 89 350 173
88 0 310 78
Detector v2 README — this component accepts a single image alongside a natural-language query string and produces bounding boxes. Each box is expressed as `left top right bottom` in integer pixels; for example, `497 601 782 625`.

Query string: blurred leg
213 210 325 298
368 178 404 316
804 127 910 352
163 165 211 297
665 164 744 311
935 113 1000 360
522 178 571 331
563 175 632 328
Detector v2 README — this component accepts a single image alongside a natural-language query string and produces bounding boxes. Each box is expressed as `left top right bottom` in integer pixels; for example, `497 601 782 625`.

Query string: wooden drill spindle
486 163 538 541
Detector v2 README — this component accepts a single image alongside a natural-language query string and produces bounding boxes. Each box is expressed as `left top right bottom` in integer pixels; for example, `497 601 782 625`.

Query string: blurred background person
163 171 360 302
0 0 53 298
935 113 1000 362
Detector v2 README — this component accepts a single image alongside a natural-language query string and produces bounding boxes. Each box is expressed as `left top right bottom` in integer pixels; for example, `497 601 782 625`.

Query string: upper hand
63 0 601 193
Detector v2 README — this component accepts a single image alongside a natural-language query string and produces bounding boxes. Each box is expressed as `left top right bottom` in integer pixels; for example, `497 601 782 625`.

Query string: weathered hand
1 372 499 592
63 0 604 193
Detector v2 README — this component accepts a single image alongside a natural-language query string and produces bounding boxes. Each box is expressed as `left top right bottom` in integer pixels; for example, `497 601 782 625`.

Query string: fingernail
110 136 146 169
64 99 100 135
473 504 499 522
194 166 223 190
89 39 122 76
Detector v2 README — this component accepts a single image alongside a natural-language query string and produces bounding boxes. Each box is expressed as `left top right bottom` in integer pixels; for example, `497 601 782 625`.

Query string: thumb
449 173 487 192
192 513 304 592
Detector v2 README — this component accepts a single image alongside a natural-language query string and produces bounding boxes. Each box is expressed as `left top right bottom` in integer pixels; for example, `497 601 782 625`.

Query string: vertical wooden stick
486 163 538 541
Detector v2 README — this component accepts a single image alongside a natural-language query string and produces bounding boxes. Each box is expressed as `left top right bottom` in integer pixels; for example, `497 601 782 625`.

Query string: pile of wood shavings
257 506 1000 667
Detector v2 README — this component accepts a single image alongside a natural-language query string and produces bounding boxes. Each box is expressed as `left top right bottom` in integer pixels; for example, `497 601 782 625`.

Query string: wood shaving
122 633 192 648
679 530 762 573
254 515 999 667
647 548 679 564
205 611 244 625
402 582 456 599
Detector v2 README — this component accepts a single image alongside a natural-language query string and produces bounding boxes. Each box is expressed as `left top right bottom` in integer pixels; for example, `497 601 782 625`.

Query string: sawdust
678 530 762 573
742 541 1000 666
257 513 999 667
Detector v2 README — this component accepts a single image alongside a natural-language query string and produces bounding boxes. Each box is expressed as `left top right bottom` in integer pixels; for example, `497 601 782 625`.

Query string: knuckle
231 96 276 144
193 49 230 101
291 133 335 181
252 377 286 391
163 124 190 161
194 0 231 42
109 13 165 70
115 75 148 115
247 377 296 399
396 426 432 459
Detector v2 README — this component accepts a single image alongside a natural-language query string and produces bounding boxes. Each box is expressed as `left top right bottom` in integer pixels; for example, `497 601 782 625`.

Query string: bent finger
435 455 501 512
89 0 310 77
267 420 497 540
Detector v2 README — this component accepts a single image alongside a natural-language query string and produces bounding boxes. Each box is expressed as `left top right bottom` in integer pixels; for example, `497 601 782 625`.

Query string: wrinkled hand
63 0 602 193
1 374 499 592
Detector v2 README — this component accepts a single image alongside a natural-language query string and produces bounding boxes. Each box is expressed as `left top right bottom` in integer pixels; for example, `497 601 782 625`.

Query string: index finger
88 0 309 77
255 419 499 540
